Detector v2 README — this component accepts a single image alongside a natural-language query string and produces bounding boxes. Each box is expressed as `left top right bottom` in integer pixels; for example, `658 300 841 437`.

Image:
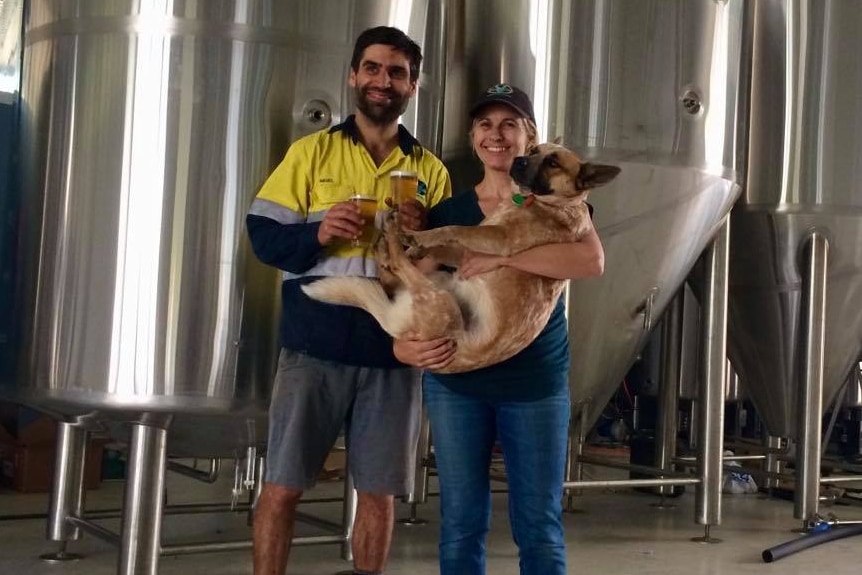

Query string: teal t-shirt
424 189 570 401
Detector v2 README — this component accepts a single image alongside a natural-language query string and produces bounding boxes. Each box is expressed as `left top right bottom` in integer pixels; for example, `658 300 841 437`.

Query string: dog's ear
576 163 621 190
552 135 564 145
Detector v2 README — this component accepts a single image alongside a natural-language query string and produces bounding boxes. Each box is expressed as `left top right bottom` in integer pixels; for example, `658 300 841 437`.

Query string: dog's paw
399 227 421 247
405 245 427 260
383 208 398 229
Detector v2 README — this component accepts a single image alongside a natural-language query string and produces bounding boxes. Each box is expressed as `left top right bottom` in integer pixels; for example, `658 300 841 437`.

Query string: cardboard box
0 418 104 493
0 404 56 445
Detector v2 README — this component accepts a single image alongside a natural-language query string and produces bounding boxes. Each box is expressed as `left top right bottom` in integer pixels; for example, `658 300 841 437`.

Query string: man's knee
356 491 394 515
259 482 303 510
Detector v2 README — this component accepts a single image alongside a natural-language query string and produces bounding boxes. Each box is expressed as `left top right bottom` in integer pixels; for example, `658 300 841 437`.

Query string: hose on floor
762 523 862 563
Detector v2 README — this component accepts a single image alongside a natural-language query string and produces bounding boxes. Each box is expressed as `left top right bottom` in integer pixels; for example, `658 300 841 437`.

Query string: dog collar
511 193 535 207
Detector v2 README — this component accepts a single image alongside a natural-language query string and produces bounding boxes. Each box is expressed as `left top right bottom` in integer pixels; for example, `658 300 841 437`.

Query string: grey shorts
264 349 421 495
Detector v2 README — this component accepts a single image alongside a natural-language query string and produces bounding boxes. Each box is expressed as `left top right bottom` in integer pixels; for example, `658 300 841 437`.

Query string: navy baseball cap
469 83 536 124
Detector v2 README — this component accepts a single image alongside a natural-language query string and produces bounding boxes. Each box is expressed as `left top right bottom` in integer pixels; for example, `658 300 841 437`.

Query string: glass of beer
389 170 419 206
351 194 378 246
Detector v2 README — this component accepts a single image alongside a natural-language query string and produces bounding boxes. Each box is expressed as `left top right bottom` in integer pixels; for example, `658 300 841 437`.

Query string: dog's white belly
428 273 502 345
388 288 422 335
426 271 564 373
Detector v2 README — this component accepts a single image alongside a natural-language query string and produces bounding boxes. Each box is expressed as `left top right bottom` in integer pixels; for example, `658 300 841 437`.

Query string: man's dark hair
351 26 423 82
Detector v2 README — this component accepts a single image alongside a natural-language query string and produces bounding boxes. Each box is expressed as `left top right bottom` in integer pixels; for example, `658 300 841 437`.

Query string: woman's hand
458 250 507 279
393 334 456 370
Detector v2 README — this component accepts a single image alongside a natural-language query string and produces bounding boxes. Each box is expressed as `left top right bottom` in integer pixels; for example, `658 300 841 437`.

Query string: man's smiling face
350 44 417 126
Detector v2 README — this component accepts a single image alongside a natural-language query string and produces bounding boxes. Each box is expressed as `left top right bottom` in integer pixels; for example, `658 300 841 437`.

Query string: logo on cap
487 84 514 96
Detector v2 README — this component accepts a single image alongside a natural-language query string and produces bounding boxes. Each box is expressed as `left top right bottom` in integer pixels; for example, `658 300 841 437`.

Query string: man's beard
354 85 410 126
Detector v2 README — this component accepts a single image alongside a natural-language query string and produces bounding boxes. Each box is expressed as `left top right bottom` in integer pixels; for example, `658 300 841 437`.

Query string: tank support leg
340 460 357 561
118 423 168 575
399 408 431 525
40 421 88 563
563 403 588 512
794 231 829 522
655 291 683 503
693 218 729 543
247 455 266 527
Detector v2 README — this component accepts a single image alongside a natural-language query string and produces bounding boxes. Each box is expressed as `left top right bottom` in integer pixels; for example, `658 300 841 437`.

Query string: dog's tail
301 277 404 336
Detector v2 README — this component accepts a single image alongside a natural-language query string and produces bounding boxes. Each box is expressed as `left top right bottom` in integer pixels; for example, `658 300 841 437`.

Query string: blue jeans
423 375 570 575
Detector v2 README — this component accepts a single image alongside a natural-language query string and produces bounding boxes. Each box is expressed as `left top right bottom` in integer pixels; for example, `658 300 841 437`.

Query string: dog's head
509 143 620 200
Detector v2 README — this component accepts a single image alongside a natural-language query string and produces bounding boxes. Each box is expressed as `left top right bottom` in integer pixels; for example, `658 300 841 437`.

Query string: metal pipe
696 218 729 528
795 232 828 521
340 465 357 561
248 456 266 526
403 408 432 505
160 534 345 557
427 0 448 155
763 435 785 490
58 504 356 558
46 422 88 542
719 454 767 461
817 476 862 484
563 477 701 489
243 446 257 491
166 458 220 483
576 454 693 479
673 454 767 464
399 408 432 525
118 423 168 575
688 399 699 452
564 402 589 507
12 494 351 524
5 503 252 523
66 516 121 546
656 291 684 495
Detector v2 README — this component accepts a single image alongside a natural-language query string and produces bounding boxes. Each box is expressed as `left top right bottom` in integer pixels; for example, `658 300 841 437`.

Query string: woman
394 84 605 575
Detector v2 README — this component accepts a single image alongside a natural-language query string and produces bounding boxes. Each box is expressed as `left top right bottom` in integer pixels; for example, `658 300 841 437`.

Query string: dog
302 143 620 373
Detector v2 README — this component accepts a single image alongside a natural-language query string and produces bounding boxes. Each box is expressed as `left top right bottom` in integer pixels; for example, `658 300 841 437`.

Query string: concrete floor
2 459 862 575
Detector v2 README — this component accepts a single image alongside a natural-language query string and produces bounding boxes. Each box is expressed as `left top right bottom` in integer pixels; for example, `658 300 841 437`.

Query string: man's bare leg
254 482 303 575
352 492 395 573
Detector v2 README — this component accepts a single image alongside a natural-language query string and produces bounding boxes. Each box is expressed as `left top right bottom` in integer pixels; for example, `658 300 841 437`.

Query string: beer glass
389 170 419 206
351 194 378 246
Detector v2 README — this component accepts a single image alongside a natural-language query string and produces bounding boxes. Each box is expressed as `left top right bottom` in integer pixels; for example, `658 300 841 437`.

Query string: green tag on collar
512 192 535 207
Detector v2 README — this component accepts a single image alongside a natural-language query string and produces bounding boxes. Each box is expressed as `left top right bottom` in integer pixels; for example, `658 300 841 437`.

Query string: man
246 26 451 575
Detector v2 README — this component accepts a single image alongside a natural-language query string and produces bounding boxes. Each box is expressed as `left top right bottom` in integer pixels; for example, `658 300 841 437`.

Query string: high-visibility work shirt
247 115 452 367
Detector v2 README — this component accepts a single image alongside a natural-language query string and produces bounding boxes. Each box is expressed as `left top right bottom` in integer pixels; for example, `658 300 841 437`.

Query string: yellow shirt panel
256 128 451 218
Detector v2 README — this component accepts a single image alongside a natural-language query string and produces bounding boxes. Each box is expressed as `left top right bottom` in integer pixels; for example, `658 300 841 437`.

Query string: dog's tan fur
302 143 620 373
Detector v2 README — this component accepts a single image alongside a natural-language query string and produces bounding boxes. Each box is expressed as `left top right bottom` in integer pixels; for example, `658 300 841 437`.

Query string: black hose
762 524 862 563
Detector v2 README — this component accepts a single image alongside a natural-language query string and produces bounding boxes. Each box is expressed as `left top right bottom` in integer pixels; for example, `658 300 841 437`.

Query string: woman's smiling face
470 103 531 174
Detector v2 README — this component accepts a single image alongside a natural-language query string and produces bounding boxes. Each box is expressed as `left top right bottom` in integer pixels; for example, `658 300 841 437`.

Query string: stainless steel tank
728 0 862 439
443 0 745 431
561 0 746 431
5 0 448 456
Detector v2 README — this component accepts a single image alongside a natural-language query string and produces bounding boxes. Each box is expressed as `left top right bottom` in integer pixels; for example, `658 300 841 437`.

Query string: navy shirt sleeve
246 214 323 274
